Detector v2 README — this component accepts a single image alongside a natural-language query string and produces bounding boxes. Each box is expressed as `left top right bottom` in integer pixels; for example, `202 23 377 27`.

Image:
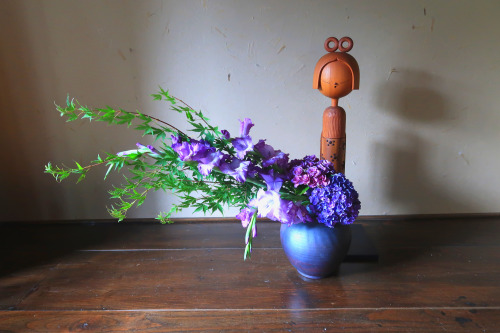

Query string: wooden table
0 216 499 332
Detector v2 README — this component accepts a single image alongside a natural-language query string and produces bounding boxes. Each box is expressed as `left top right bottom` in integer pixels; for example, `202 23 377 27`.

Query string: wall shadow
376 69 453 124
369 69 489 267
373 69 479 214
0 1 63 220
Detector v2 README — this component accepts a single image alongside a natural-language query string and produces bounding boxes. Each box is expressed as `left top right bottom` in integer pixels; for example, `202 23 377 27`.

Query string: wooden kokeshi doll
313 37 360 174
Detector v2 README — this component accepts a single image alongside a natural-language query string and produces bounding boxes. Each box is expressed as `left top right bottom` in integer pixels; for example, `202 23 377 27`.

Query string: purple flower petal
254 140 289 169
220 158 251 182
236 207 256 228
259 169 283 192
171 135 181 145
232 136 253 159
172 141 194 161
254 140 275 159
239 118 254 137
197 151 223 176
262 151 289 169
255 189 282 220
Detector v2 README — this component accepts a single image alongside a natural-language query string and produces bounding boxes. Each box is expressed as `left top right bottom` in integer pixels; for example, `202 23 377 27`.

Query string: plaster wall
1 0 499 220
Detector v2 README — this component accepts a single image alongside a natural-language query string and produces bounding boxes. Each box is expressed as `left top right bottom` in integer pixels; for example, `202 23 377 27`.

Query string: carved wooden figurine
313 37 359 174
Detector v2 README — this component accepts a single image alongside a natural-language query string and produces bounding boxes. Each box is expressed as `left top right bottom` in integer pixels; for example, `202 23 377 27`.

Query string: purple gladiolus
231 118 255 159
254 140 274 158
254 189 282 221
171 136 224 176
172 137 209 162
232 136 253 159
260 169 283 191
197 150 223 176
280 200 313 225
254 140 289 168
219 158 251 182
263 151 289 169
252 189 311 225
171 139 194 161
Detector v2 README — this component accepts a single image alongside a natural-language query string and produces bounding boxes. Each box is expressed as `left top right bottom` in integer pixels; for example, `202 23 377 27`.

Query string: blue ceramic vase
280 222 352 279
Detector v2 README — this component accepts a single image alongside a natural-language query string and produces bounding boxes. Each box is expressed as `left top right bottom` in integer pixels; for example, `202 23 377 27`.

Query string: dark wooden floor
0 216 499 332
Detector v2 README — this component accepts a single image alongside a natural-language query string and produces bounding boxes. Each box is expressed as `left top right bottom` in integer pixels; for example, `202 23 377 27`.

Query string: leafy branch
46 89 260 226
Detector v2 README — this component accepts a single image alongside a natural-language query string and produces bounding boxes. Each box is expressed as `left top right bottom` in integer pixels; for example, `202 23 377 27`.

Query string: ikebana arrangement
46 37 361 278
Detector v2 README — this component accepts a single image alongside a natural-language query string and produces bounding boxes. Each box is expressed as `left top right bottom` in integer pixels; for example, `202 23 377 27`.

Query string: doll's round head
313 37 360 102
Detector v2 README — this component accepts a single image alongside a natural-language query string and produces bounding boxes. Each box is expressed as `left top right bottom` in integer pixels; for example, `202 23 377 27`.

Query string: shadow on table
0 223 142 277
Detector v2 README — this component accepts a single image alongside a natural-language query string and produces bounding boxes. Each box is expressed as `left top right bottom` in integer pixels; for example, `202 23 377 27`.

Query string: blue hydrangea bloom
308 173 361 227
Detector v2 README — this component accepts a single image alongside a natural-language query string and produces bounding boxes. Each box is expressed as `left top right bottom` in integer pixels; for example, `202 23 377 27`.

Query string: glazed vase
280 222 352 279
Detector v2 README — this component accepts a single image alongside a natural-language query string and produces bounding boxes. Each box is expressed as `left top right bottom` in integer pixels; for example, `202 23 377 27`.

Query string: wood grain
0 217 499 331
0 309 497 332
1 246 498 311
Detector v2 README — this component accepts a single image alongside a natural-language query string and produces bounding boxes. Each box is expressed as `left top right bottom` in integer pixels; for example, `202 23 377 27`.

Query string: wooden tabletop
0 216 499 332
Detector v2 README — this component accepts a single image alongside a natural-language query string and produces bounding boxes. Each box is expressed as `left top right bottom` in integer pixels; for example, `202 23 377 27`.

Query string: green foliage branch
45 88 262 227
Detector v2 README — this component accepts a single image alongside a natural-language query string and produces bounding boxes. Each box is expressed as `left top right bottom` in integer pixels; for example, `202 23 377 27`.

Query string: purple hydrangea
289 155 335 188
308 173 361 227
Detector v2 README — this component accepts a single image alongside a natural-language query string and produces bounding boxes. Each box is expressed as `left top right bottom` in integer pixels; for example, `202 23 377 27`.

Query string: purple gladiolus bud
136 143 161 158
236 207 255 228
239 118 254 137
116 149 138 157
221 130 230 140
